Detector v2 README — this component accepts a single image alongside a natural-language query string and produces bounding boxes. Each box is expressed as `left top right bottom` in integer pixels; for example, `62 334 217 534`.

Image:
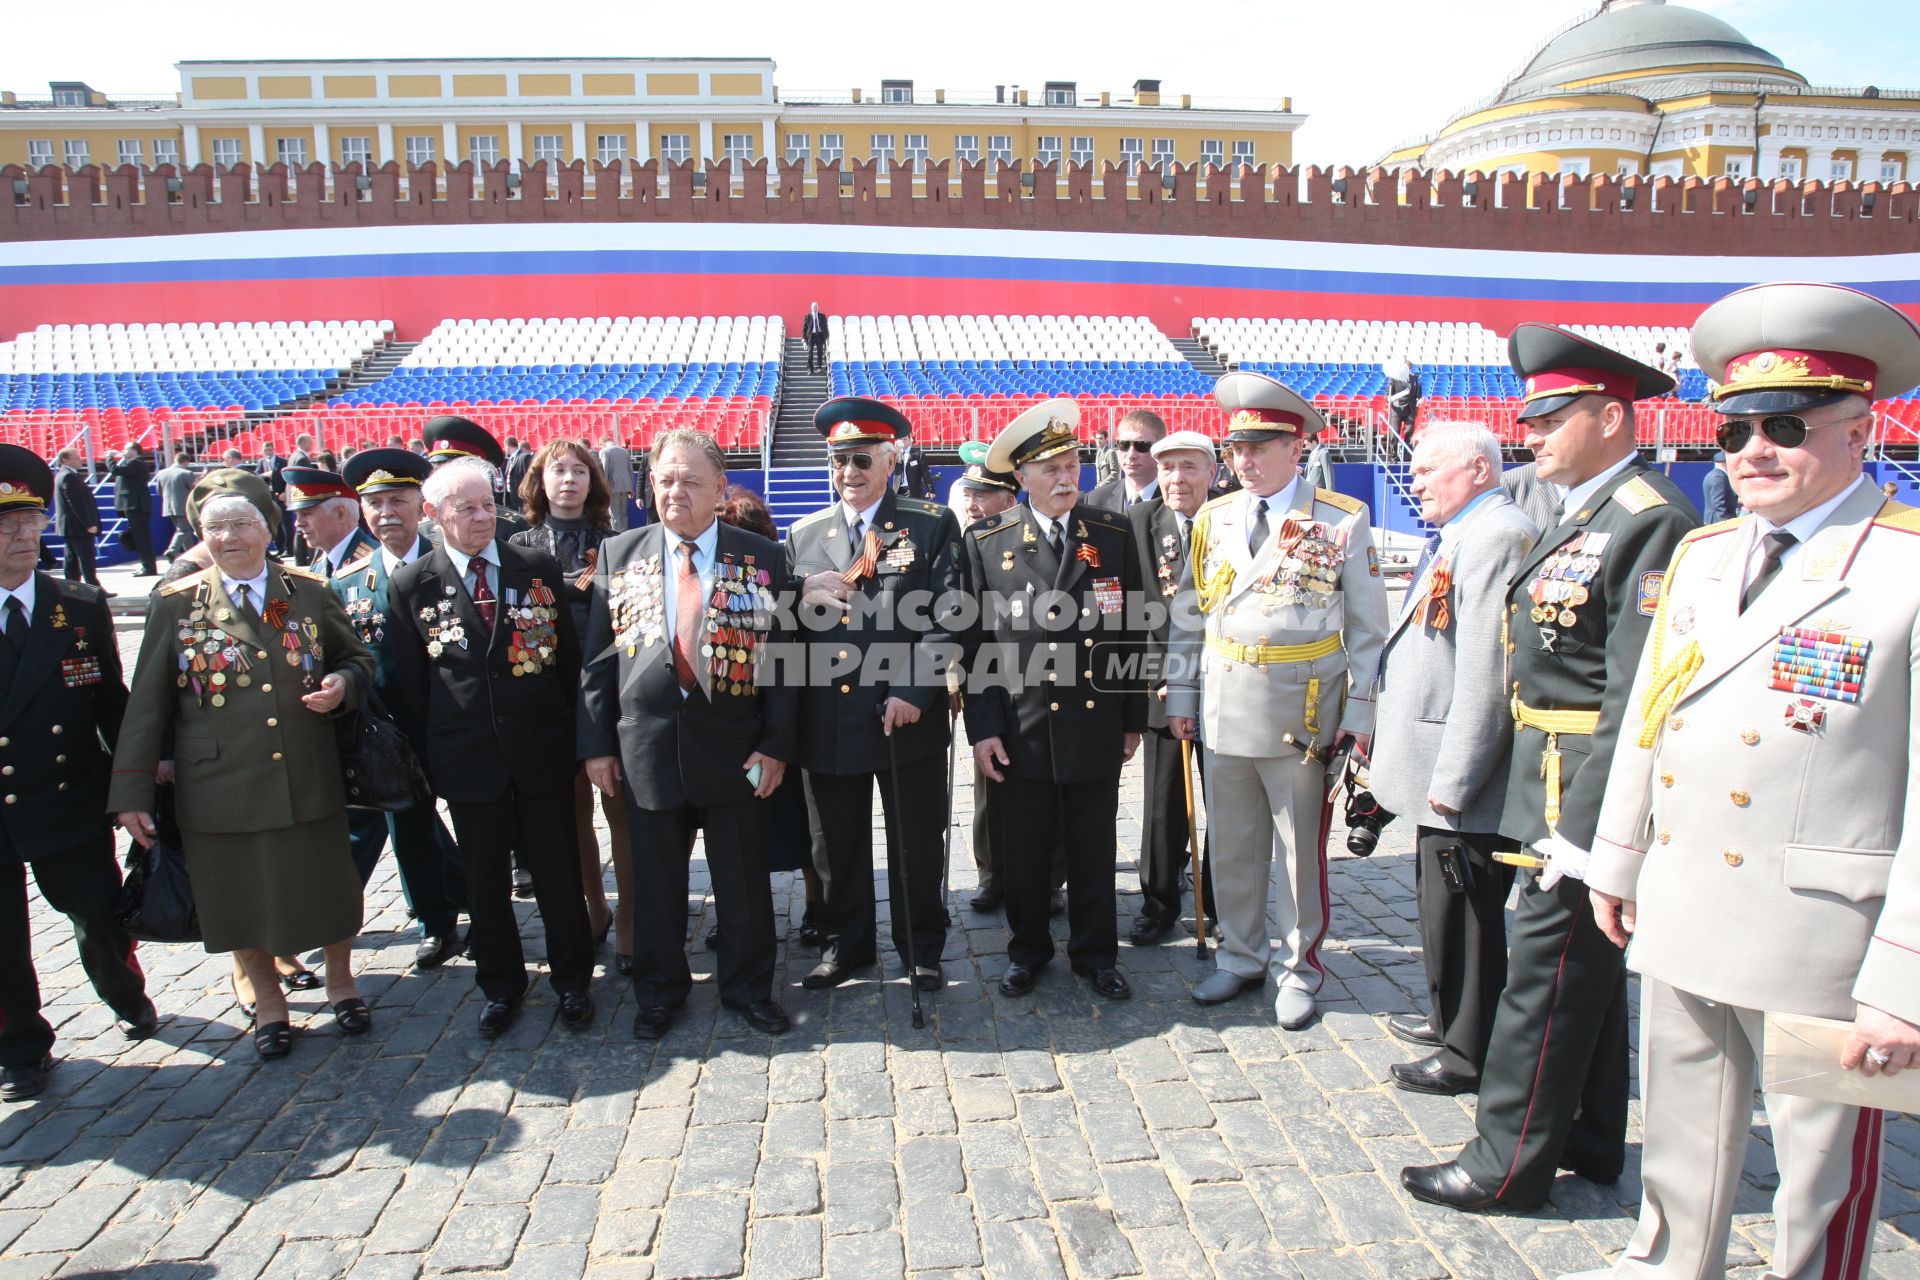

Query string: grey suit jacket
1369 492 1538 832
1501 461 1562 532
599 445 634 496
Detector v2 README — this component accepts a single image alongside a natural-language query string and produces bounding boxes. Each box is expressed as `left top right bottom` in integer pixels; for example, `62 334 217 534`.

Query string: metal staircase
763 338 833 530
1173 336 1229 380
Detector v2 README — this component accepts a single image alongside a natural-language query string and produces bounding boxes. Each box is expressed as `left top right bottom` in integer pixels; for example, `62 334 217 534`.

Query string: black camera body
1345 788 1395 857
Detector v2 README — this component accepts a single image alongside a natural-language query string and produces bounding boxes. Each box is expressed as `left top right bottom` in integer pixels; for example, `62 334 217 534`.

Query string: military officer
1402 325 1698 1211
329 449 466 968
785 398 966 992
423 415 529 538
1166 373 1390 1029
963 399 1146 1001
1571 284 1920 1280
1126 429 1222 945
284 466 377 577
0 446 154 1101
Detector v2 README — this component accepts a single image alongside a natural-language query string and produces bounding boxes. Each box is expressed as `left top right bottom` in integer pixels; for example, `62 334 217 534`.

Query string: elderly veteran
1569 284 1920 1280
285 465 376 578
1165 373 1391 1028
110 480 375 1060
422 415 528 538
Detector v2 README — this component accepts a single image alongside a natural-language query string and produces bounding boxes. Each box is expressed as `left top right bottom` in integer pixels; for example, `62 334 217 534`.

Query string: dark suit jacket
0 575 125 861
54 467 100 535
577 521 797 811
802 312 830 342
1086 476 1156 515
1702 466 1739 523
1127 495 1215 733
386 538 582 803
108 455 153 514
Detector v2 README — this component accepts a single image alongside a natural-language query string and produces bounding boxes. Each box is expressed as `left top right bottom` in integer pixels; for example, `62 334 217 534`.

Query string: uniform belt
1206 633 1342 666
1510 696 1600 834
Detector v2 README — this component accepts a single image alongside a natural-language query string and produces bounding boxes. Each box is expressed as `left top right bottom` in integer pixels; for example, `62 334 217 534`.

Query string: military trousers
997 773 1119 972
0 833 148 1069
347 803 466 940
625 795 775 1009
1202 747 1329 992
1413 826 1516 1078
971 763 1065 900
803 757 947 974
1608 979 1882 1280
445 786 594 1005
1454 871 1629 1204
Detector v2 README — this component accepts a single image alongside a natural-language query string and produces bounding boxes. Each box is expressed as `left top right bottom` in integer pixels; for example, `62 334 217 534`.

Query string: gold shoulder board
1195 493 1236 518
159 566 214 596
280 564 326 582
1874 500 1920 534
790 507 834 530
339 552 374 573
1611 475 1669 515
1315 488 1365 516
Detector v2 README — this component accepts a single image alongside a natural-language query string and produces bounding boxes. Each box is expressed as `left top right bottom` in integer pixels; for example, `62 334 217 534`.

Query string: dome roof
1497 0 1791 102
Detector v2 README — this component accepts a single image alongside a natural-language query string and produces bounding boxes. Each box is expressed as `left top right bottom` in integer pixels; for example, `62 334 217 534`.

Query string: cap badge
1727 351 1807 386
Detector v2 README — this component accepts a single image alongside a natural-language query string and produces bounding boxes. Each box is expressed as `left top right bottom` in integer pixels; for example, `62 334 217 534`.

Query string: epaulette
972 512 1021 539
279 563 326 582
1195 493 1237 518
160 566 214 596
338 552 375 574
1678 516 1744 545
1874 499 1920 534
1611 475 1669 515
53 579 106 606
894 495 942 516
790 506 836 530
1315 488 1365 516
1080 507 1127 531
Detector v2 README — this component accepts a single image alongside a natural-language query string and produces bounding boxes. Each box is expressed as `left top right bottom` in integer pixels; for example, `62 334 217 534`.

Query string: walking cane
882 705 927 1030
1181 737 1206 960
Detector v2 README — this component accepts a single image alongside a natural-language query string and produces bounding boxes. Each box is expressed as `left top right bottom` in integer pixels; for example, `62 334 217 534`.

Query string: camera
1344 788 1395 857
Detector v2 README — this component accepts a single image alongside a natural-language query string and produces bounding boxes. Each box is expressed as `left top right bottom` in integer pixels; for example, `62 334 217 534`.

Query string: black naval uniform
786 491 966 976
962 503 1146 974
1454 457 1699 1203
0 573 151 1072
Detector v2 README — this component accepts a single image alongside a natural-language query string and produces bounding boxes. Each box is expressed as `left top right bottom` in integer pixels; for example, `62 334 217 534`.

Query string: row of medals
704 563 775 696
175 601 296 707
1262 536 1341 607
505 583 559 676
1529 538 1605 627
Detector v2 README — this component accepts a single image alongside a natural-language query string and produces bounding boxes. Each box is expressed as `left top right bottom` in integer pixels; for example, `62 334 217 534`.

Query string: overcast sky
5 0 1914 165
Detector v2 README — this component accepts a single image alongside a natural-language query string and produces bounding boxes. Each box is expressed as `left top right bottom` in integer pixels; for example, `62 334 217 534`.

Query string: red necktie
470 563 496 630
672 540 702 693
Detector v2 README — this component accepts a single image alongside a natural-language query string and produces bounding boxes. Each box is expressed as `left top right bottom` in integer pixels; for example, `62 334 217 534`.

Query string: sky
5 0 1915 165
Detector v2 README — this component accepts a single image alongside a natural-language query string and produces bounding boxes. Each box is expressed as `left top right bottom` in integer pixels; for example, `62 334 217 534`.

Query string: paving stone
979 1219 1068 1279
1053 1203 1141 1278
970 1165 1045 1222
744 1216 822 1280
656 1192 748 1278
751 1156 821 1217
1101 1163 1186 1229
901 1192 983 1270
427 1202 528 1272
824 1161 898 1236
822 1230 903 1275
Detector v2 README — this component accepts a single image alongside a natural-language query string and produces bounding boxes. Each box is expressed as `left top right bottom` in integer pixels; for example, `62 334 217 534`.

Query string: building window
1232 140 1257 167
339 136 372 166
117 139 144 166
1882 159 1906 184
1558 157 1590 178
1616 158 1640 178
871 133 894 174
1830 157 1853 182
63 139 89 169
721 133 754 164
659 133 691 163
404 135 436 166
26 140 53 167
954 134 979 163
1119 137 1144 166
1151 138 1176 167
785 133 810 164
153 138 179 167
1199 139 1223 167
986 135 1012 164
1778 156 1802 182
211 137 243 167
531 134 564 163
1036 135 1062 165
818 133 843 164
52 88 86 107
881 80 913 104
1721 155 1748 181
1045 83 1076 107
903 133 928 173
276 137 308 167
467 135 499 165
1070 136 1094 166
597 134 629 164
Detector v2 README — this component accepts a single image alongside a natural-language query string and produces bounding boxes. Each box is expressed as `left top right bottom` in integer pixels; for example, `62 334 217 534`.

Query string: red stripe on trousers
1301 785 1337 985
1822 1106 1884 1280
1494 909 1581 1200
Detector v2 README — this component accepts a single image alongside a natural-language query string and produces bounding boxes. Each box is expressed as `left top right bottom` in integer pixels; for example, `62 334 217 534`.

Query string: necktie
1400 532 1444 623
470 563 496 630
1177 515 1192 554
672 540 703 694
1046 519 1064 559
1741 529 1798 613
235 583 258 621
3 597 25 650
1248 499 1270 552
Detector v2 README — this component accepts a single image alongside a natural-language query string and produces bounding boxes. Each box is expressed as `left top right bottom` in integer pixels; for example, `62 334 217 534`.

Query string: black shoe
415 931 461 970
331 998 372 1037
1128 916 1172 946
1400 1162 1504 1211
558 992 595 1031
614 953 635 976
253 1022 293 1061
512 864 534 900
477 998 519 1039
798 916 825 948
911 964 943 993
969 888 1002 912
998 963 1038 997
723 998 792 1035
633 1005 673 1040
279 966 322 992
1390 1055 1478 1096
1073 965 1133 1000
1049 889 1067 917
800 960 869 990
1387 1013 1444 1048
0 1055 51 1101
115 999 159 1040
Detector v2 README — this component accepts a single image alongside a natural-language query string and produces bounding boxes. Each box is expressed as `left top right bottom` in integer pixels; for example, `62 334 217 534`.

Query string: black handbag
116 787 202 944
337 680 430 813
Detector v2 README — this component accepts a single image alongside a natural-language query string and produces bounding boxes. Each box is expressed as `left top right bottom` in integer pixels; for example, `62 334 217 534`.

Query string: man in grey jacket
1368 423 1538 1095
154 449 196 561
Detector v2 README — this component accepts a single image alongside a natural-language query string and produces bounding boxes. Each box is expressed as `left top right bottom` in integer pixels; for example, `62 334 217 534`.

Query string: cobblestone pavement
2 608 1918 1279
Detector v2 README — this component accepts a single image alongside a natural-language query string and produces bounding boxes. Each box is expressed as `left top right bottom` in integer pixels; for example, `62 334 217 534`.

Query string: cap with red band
281 466 357 511
1509 323 1675 421
1692 282 1920 416
814 396 911 447
1521 366 1640 406
1215 372 1325 442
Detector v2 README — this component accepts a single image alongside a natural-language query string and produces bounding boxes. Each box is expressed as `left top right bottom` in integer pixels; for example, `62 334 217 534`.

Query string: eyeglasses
830 453 876 472
203 519 262 537
1114 439 1156 453
1715 413 1827 454
0 514 48 539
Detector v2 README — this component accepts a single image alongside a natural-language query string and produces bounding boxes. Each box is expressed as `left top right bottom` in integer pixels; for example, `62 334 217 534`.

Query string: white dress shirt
381 535 428 577
445 541 502 601
221 568 270 613
0 574 36 623
1246 476 1305 545
1740 475 1866 590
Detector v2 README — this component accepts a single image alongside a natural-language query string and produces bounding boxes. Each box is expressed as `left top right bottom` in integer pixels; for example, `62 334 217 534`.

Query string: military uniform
1583 283 1920 1279
1165 374 1390 1027
0 446 152 1099
422 415 528 538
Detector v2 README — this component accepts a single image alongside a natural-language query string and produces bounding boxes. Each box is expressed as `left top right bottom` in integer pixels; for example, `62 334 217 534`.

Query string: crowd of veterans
3 281 1918 1280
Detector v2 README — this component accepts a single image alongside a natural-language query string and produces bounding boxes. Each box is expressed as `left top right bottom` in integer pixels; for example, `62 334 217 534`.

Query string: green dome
1499 0 1790 102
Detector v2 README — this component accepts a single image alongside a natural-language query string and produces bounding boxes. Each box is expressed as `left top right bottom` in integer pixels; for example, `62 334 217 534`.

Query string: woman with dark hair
717 485 824 951
510 439 633 969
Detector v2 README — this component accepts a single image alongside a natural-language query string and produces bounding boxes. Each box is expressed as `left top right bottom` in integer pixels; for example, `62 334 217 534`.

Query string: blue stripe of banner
6 247 1920 306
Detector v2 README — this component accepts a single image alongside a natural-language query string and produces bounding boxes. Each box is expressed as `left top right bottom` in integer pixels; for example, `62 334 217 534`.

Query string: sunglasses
1114 439 1155 453
1715 414 1823 454
831 452 876 471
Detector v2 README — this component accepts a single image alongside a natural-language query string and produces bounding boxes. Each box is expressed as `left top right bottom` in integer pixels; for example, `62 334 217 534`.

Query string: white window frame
152 138 179 167
1558 157 1590 178
1151 138 1176 168
721 133 755 164
1882 159 1906 184
26 139 53 167
954 134 979 163
116 138 144 166
784 133 811 164
1830 158 1853 182
1231 140 1257 167
596 133 629 164
1069 136 1094 166
986 134 1012 165
1198 139 1224 167
467 135 500 166
1119 137 1144 166
63 139 90 169
211 137 243 167
339 135 372 166
871 133 895 175
52 88 85 107
1045 86 1075 107
531 134 565 163
902 133 928 173
881 83 913 104
1778 156 1802 182
659 133 692 164
276 137 309 167
818 133 844 164
1036 135 1062 165
1616 158 1641 178
1721 155 1747 181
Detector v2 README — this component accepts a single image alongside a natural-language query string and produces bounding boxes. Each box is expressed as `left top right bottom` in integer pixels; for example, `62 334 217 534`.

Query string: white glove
1536 834 1591 892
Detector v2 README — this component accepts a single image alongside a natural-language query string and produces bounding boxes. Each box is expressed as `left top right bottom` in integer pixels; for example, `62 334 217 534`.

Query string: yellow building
0 59 1300 175
1383 0 1919 186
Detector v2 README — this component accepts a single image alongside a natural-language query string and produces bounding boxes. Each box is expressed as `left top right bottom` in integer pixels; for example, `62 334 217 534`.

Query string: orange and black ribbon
842 528 882 585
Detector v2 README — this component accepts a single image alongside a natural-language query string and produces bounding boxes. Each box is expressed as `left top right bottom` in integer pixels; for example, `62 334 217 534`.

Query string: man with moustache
1087 409 1167 513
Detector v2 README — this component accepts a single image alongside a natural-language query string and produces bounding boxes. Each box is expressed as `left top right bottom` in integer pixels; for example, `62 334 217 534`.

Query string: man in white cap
1165 373 1390 1028
1566 283 1920 1280
963 399 1146 1002
1126 429 1224 945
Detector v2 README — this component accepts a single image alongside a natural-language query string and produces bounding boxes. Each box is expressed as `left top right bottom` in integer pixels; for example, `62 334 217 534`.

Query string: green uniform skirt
181 809 362 955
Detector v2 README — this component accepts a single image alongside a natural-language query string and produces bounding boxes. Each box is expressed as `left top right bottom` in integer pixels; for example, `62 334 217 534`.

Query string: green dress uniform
107 563 375 956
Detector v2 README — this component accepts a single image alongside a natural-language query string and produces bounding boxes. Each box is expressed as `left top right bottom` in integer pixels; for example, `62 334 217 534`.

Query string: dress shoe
998 963 1038 997
330 998 372 1037
1049 888 1067 917
800 960 869 990
253 1021 293 1061
1274 986 1317 1030
969 887 1003 912
0 1055 51 1101
115 999 160 1040
705 925 721 950
1128 915 1172 946
1387 1012 1443 1048
798 915 825 947
1192 969 1261 1005
415 931 461 970
614 953 635 977
477 998 519 1039
1390 1054 1478 1096
558 992 595 1031
723 998 792 1035
911 965 943 992
511 862 535 900
633 1005 673 1040
1400 1161 1510 1212
1074 966 1132 1000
